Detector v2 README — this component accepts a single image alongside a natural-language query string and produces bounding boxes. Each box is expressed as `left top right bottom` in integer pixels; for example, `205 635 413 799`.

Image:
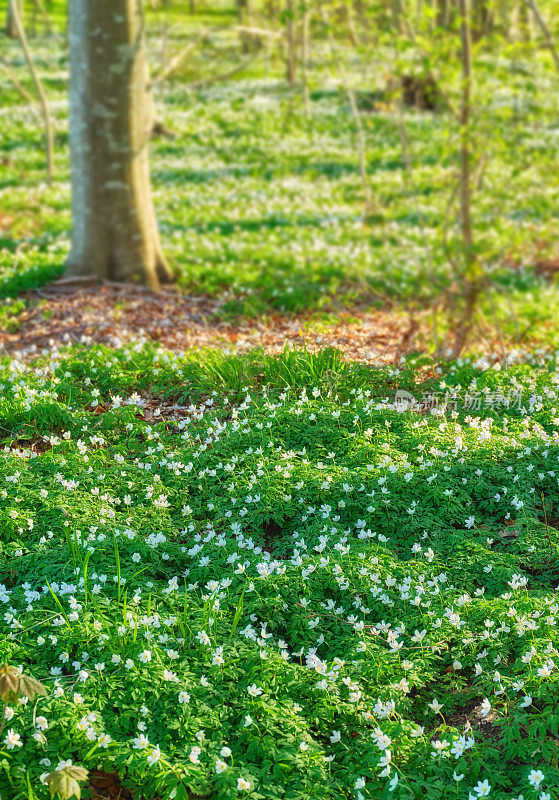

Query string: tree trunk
452 0 481 357
459 0 474 268
498 0 512 40
6 0 23 38
471 0 494 40
301 8 311 115
237 0 261 53
66 0 172 289
285 0 297 87
517 0 533 41
344 3 359 46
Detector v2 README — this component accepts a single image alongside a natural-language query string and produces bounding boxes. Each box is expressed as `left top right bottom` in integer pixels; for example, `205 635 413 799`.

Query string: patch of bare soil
5 436 52 456
89 769 133 800
0 279 423 364
444 698 503 742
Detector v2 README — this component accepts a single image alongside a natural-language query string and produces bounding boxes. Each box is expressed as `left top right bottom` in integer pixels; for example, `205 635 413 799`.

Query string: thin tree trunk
266 0 280 23
517 0 533 41
344 3 359 46
321 6 379 219
285 0 297 87
459 0 474 267
66 0 172 289
498 0 511 40
0 54 36 105
523 0 559 70
452 0 480 357
237 0 260 52
5 0 22 38
391 0 402 34
436 0 451 28
32 0 56 37
11 0 54 183
159 0 170 75
345 82 376 218
471 0 492 39
301 8 311 116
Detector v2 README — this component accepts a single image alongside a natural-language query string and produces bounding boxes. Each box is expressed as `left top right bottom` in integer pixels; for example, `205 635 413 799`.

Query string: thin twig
321 8 379 218
188 52 260 89
150 26 216 86
0 54 36 106
51 276 99 286
11 0 54 183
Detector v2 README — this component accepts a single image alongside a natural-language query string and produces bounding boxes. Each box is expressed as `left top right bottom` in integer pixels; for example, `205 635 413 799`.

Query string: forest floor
2 280 424 364
2 10 559 800
3 337 559 800
1 25 559 354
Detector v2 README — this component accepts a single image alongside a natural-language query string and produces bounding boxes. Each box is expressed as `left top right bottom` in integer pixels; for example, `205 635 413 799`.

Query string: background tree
66 0 173 289
5 0 23 38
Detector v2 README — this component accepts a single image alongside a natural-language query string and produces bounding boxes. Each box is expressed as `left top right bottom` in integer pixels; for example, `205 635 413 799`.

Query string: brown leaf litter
0 279 424 364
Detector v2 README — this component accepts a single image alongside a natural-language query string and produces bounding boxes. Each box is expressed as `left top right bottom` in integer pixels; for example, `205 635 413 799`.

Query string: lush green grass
1 344 559 798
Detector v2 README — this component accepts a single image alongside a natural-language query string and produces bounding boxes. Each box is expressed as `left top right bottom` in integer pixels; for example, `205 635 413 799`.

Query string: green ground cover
2 5 559 798
1 345 559 798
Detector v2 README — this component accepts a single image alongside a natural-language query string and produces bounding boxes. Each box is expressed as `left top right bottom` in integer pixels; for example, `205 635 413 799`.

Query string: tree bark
436 0 451 29
237 0 261 52
344 3 359 46
517 0 534 41
301 8 311 116
66 0 172 289
285 0 297 87
452 0 481 357
459 0 474 268
6 0 23 38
